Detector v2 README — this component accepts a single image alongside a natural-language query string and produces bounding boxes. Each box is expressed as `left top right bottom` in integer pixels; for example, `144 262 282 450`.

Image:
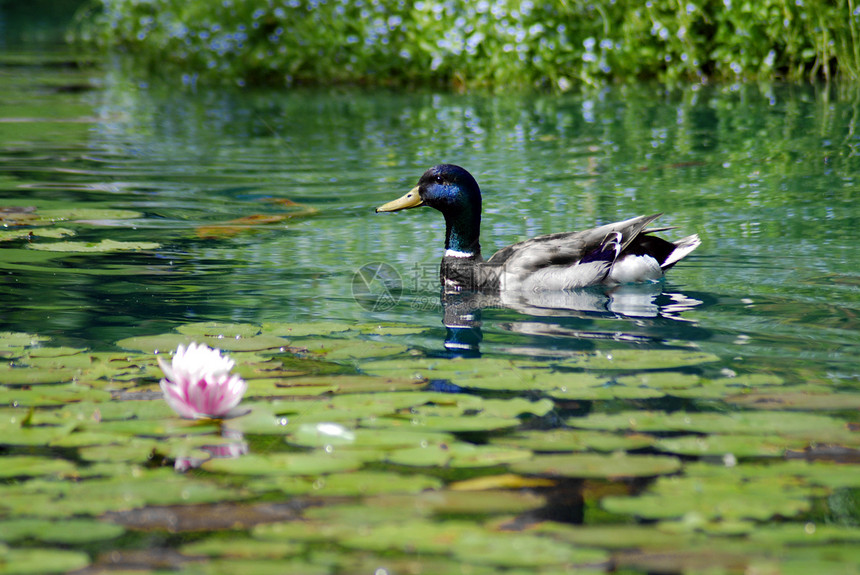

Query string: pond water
1 35 859 575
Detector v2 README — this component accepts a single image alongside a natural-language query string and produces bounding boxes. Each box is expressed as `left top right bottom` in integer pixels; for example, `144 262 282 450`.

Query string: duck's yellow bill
376 186 423 212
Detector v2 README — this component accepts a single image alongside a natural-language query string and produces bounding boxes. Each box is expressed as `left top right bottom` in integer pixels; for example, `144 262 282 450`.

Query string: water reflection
441 283 705 356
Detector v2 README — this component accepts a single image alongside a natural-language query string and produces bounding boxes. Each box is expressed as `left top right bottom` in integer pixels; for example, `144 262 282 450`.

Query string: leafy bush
76 0 860 88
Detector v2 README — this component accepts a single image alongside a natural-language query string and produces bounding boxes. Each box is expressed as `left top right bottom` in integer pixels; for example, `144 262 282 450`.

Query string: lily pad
0 332 51 354
286 423 454 451
176 322 262 338
510 452 681 479
655 434 807 457
387 442 532 468
0 518 124 544
366 490 547 516
35 208 142 222
0 548 90 574
0 227 75 242
492 429 657 453
0 384 111 407
602 474 818 521
555 348 720 370
292 338 410 360
0 456 77 479
181 538 303 559
28 239 160 252
201 452 365 476
261 322 355 337
568 410 851 438
254 470 442 496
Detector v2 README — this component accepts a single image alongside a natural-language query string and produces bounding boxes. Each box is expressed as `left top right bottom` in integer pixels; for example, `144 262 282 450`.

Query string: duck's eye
433 175 445 185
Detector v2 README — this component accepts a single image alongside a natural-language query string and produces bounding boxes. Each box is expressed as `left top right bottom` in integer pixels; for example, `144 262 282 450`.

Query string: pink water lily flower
157 342 247 419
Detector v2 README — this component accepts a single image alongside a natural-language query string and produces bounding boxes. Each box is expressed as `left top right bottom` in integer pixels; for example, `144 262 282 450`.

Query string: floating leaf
0 456 77 479
253 470 442 496
569 410 851 438
368 490 547 516
387 442 531 468
0 548 89 573
176 322 262 338
201 452 364 476
293 338 410 360
492 429 656 453
510 452 681 479
602 474 816 521
28 239 159 252
35 208 142 222
655 434 807 457
0 518 124 544
180 538 302 559
261 322 355 337
0 332 51 354
555 349 720 370
0 384 111 407
0 227 75 242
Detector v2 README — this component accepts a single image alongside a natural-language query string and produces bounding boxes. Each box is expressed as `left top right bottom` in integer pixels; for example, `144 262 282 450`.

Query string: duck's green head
376 164 482 256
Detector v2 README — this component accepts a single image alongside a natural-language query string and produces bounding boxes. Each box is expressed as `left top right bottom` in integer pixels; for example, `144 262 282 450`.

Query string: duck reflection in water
439 285 704 356
377 165 704 355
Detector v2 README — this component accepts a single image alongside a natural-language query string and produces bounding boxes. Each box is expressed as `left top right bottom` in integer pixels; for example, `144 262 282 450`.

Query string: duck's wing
486 214 666 291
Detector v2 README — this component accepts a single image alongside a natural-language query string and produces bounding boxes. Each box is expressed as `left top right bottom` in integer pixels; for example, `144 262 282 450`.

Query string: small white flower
158 343 247 419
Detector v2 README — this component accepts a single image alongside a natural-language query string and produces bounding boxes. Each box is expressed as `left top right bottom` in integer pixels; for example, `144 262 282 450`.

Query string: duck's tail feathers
661 234 701 270
579 231 623 265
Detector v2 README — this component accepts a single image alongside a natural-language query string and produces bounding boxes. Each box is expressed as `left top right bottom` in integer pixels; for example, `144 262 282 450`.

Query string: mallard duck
376 164 700 292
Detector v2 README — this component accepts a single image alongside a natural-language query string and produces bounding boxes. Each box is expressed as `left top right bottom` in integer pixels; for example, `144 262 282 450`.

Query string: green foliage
76 0 860 88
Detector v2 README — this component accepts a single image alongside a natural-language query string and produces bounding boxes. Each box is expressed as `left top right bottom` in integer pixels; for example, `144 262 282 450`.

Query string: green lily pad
78 439 161 463
280 374 424 393
0 548 89 573
0 469 247 518
286 423 454 450
0 384 111 407
0 332 51 354
25 346 88 358
555 348 720 370
35 208 142 222
28 239 160 252
181 537 303 559
0 366 80 385
0 518 124 544
355 323 428 335
655 434 807 457
0 414 73 446
338 519 608 568
0 227 75 242
492 429 657 453
510 452 682 478
176 322 262 338
749 523 860 545
568 410 850 438
364 414 522 433
387 442 532 468
120 332 290 354
261 321 355 337
201 452 364 476
683 460 860 490
292 338 410 360
0 456 77 479
534 522 691 550
253 470 442 496
192 558 330 575
602 474 817 521
549 384 665 400
366 490 547 516
725 391 860 411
